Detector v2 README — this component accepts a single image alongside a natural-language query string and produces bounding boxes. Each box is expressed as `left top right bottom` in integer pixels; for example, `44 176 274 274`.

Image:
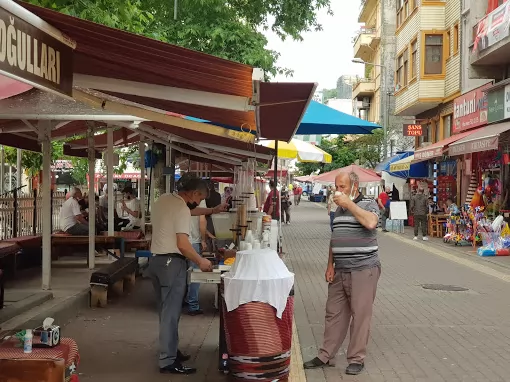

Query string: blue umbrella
295 101 380 135
185 100 379 137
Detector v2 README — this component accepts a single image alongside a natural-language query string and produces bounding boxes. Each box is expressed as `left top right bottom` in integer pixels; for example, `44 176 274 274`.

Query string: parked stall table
428 214 449 238
0 336 79 381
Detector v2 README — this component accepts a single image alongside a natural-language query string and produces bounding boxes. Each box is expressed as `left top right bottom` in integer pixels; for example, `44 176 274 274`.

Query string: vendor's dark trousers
414 215 427 237
294 195 301 205
147 255 187 368
282 204 290 223
318 266 380 366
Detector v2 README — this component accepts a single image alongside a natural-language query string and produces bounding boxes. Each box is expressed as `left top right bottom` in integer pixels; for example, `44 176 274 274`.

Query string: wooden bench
101 231 150 252
89 257 138 307
3 235 42 250
0 358 66 382
51 233 125 264
0 242 21 277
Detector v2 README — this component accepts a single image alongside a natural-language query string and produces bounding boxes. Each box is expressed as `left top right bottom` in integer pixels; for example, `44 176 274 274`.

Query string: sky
264 1 364 90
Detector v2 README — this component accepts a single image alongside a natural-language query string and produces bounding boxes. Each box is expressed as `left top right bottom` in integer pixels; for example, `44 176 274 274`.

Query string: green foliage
322 88 338 103
26 0 331 78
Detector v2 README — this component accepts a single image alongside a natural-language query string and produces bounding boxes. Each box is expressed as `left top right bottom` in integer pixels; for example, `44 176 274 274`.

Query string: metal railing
0 188 66 240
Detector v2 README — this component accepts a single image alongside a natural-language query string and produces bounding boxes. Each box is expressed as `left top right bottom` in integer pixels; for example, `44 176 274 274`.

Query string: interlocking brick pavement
285 201 510 382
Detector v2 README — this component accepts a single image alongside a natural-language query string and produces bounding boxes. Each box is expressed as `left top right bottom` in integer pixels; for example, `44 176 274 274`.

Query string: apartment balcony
470 3 510 71
353 29 377 62
359 0 377 23
352 78 376 100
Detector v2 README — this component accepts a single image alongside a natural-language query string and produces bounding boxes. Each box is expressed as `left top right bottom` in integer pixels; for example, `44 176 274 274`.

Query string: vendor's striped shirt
331 194 380 271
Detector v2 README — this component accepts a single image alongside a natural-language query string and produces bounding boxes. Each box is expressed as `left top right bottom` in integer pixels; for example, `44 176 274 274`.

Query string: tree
26 0 332 78
322 88 338 103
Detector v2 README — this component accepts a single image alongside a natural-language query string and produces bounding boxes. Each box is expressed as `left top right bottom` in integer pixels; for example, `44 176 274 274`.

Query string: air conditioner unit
362 97 370 108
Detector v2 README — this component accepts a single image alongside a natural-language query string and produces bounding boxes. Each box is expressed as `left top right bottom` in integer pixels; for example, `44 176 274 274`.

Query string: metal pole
41 121 52 290
88 126 96 270
166 146 171 193
16 149 22 189
272 141 278 220
107 127 114 236
383 66 388 159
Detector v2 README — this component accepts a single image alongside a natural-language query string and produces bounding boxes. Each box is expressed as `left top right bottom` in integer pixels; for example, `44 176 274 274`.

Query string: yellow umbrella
259 138 332 163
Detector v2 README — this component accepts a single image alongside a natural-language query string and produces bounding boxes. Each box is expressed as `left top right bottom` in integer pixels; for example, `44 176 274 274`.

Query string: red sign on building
403 124 423 136
453 83 492 133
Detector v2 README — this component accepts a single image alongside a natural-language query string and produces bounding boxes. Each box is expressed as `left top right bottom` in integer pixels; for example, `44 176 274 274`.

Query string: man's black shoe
188 309 204 316
177 350 191 362
382 229 389 232
303 357 331 369
345 363 364 375
160 362 197 374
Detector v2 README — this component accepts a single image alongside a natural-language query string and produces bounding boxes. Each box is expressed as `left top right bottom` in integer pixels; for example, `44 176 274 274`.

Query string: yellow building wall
444 0 460 98
420 6 445 30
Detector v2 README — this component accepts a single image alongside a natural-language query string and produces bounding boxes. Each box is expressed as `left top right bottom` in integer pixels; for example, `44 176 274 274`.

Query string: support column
16 149 22 189
107 127 114 236
0 145 4 194
88 126 96 270
40 121 52 290
139 141 146 234
169 149 176 192
165 146 171 193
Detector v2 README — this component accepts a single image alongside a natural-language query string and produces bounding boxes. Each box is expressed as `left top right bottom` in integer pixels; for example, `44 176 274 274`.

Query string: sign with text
389 201 408 220
453 83 491 133
403 124 423 136
449 137 499 155
414 146 443 161
488 86 505 123
474 2 510 52
0 6 74 97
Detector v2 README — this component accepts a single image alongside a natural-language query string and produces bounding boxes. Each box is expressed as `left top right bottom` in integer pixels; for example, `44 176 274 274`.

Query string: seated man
60 187 89 235
118 186 141 230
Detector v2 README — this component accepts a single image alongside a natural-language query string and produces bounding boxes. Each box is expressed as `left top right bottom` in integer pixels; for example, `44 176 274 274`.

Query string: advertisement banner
488 87 505 123
414 147 443 161
474 2 510 52
453 83 491 133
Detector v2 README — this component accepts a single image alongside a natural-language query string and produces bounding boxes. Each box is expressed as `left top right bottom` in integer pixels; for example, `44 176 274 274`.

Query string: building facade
393 0 461 149
337 75 358 100
353 0 408 154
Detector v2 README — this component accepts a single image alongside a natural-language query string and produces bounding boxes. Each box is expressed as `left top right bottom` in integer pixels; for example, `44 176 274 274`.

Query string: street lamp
352 58 389 159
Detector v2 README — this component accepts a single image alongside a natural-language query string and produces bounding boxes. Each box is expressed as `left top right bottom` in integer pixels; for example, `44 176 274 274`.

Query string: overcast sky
264 1 364 90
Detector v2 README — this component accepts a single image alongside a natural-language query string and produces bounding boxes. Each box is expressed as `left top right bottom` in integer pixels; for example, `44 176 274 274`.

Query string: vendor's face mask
187 201 198 210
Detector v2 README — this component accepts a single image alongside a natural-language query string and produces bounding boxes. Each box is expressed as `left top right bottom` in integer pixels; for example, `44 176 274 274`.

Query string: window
443 114 452 139
397 0 415 28
424 34 444 75
446 30 451 59
396 49 408 88
453 24 459 54
411 39 418 79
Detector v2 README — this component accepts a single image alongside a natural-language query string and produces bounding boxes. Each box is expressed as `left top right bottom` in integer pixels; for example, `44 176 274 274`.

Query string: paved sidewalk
285 201 510 382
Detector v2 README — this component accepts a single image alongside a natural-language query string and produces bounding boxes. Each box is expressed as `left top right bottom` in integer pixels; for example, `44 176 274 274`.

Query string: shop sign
488 86 506 123
389 162 410 172
473 2 510 52
449 137 499 155
403 124 423 136
0 5 74 97
453 83 491 133
414 147 443 161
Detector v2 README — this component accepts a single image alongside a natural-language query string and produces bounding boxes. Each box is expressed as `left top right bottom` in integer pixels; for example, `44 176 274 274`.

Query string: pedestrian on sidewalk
411 187 429 241
377 186 391 232
281 187 291 225
304 172 381 376
147 176 214 375
263 180 280 220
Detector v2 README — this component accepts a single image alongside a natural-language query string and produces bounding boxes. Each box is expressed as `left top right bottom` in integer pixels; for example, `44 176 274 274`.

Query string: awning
314 164 381 185
413 131 475 162
448 122 510 155
388 155 428 179
18 2 316 142
375 152 413 173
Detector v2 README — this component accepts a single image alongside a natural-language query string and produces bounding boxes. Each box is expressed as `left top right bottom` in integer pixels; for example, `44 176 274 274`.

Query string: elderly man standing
304 172 381 376
411 187 429 241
